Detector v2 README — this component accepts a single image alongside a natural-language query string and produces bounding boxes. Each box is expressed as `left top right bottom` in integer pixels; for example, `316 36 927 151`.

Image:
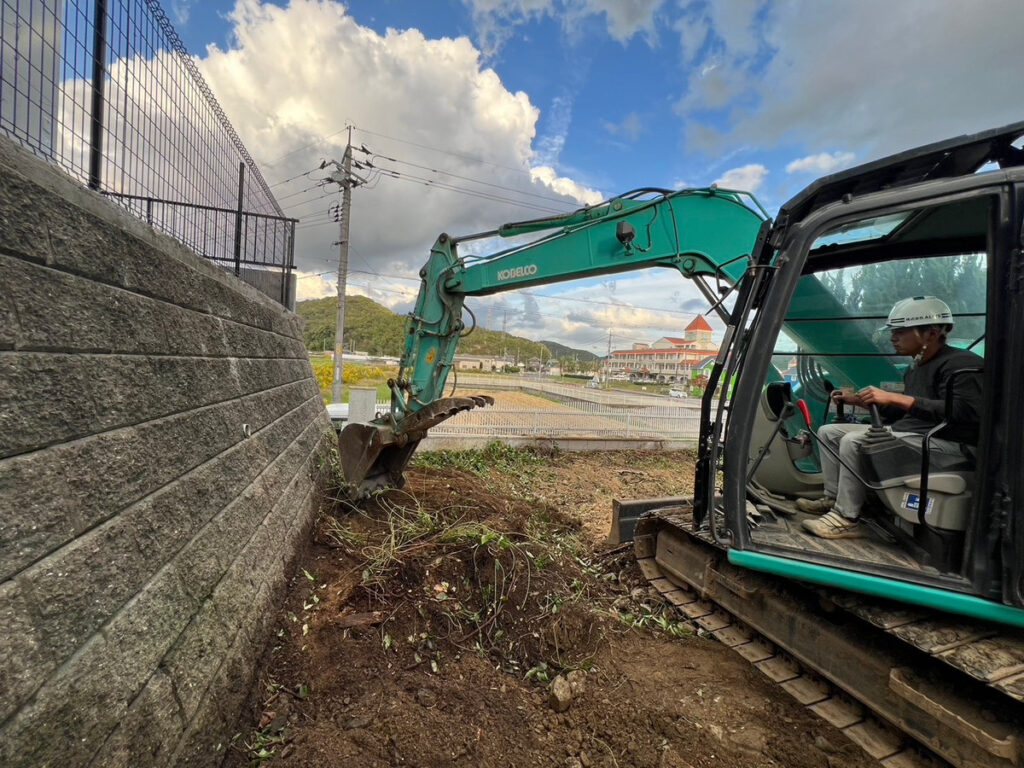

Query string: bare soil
226 450 876 768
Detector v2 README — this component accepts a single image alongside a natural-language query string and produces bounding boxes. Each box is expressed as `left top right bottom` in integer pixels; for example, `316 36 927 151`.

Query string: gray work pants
817 423 966 520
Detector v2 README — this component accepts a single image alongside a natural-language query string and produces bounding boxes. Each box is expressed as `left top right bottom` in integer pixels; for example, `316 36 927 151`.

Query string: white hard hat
886 296 954 330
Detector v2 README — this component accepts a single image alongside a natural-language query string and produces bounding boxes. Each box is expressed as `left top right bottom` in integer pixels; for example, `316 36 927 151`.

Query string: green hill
298 295 406 356
297 295 551 361
539 340 599 363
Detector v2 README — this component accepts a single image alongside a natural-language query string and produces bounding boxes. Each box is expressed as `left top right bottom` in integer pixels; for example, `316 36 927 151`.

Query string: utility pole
501 310 508 362
324 127 365 404
604 330 612 385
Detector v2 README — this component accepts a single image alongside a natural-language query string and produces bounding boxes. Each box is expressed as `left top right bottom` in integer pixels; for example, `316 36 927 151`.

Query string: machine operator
798 296 984 539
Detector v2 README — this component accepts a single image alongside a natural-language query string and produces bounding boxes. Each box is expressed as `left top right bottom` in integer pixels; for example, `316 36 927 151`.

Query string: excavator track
633 505 1024 768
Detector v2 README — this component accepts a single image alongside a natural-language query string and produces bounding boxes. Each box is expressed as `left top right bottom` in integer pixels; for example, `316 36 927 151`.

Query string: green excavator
338 121 1024 766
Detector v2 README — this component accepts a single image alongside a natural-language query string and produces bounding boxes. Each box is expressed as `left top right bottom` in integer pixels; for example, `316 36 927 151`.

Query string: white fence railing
453 373 683 407
372 376 708 438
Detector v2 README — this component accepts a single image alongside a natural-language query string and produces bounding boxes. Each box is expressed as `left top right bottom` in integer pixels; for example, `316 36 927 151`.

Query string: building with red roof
601 315 719 383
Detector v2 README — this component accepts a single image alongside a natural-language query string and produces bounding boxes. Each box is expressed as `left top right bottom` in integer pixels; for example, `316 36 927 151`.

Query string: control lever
869 403 884 428
796 399 812 429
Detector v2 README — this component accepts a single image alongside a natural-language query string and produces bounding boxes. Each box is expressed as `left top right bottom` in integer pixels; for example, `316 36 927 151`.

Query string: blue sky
170 0 1024 354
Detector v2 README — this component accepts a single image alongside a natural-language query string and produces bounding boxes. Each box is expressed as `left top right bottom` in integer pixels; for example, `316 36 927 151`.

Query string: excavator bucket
337 395 494 496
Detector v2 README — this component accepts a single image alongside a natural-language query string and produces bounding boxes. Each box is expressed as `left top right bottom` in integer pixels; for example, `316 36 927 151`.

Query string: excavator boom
337 187 769 494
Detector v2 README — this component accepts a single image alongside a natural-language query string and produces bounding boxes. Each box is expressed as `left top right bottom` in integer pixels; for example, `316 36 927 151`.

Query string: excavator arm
338 187 770 494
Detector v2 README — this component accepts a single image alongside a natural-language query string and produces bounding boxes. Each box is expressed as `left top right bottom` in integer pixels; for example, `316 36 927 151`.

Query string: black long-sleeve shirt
879 344 984 444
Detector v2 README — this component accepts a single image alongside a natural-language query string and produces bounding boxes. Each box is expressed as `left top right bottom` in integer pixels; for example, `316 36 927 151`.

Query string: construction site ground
226 447 878 768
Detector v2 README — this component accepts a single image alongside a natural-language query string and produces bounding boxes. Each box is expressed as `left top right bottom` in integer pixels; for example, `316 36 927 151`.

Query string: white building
602 316 718 383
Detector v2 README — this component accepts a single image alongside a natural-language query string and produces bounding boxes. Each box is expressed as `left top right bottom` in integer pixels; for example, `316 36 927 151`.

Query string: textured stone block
2 252 306 361
0 170 57 264
0 354 313 458
102 566 198 677
0 634 115 768
42 199 135 285
162 599 231 722
0 353 106 457
168 627 254 766
128 440 269 570
0 568 194 768
0 254 167 354
0 463 79 582
210 549 263 638
0 275 18 349
161 304 229 357
22 515 147 662
89 670 184 768
0 580 58 723
0 380 314 580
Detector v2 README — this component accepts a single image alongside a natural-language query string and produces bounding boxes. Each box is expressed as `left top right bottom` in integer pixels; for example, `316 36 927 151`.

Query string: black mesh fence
1 0 297 306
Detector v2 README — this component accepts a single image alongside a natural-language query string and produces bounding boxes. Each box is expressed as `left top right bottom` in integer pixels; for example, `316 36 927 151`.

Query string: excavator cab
708 122 1024 610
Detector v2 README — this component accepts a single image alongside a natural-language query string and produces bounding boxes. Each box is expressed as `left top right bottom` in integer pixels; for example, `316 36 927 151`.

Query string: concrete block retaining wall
0 138 331 767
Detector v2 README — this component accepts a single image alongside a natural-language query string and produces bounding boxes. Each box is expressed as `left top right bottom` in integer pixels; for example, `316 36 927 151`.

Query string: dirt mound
226 449 876 768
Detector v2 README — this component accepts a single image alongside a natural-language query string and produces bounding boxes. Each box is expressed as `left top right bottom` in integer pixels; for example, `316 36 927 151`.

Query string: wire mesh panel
0 0 296 304
374 400 703 441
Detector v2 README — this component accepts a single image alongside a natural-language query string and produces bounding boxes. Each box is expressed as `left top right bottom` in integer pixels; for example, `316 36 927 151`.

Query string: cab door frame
994 180 1024 605
724 172 1017 598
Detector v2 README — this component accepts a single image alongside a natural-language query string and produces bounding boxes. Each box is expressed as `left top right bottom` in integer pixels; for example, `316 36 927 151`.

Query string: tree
818 254 987 341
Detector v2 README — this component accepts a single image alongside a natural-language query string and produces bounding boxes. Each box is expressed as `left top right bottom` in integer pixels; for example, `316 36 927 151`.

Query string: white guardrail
374 374 712 441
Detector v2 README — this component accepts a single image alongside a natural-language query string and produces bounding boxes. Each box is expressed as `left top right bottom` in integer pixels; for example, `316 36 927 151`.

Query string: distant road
455 373 703 410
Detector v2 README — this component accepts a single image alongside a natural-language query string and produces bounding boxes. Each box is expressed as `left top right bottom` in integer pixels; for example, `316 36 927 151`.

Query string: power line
373 168 564 215
264 125 352 165
276 181 330 204
267 167 317 188
353 124 534 178
376 154 577 208
283 192 338 215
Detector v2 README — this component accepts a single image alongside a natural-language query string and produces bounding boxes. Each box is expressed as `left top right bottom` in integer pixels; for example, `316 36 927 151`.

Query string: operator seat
858 417 976 572
860 434 975 532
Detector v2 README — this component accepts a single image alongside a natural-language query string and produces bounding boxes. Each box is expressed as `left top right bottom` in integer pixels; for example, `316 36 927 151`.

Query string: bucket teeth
338 394 495 496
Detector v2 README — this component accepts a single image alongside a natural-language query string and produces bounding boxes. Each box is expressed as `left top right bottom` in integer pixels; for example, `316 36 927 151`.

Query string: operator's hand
857 386 914 411
830 389 862 406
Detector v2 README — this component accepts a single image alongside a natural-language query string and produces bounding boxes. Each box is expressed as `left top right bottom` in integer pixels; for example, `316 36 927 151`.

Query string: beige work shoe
795 496 834 515
801 511 865 539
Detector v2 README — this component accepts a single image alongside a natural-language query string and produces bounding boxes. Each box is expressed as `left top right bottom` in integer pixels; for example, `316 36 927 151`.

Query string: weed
613 602 692 639
411 441 547 478
524 661 551 683
319 513 366 549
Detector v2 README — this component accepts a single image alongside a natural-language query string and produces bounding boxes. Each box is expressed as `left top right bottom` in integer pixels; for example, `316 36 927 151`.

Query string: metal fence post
233 162 245 276
88 0 109 190
283 220 296 309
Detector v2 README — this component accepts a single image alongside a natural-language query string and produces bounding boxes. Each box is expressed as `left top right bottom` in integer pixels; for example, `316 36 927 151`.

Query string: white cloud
294 270 336 302
196 0 598 284
171 0 196 26
465 0 664 56
603 112 644 141
785 151 856 175
464 268 725 355
706 0 767 59
575 0 664 45
673 13 708 66
714 164 767 193
530 166 604 205
678 0 1024 163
